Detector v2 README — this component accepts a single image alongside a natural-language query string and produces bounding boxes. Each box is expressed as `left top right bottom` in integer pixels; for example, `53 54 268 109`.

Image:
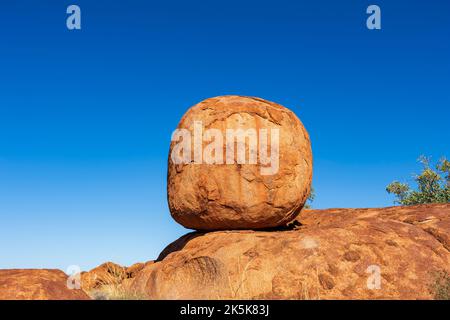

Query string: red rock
135 204 450 299
0 269 90 300
168 95 313 230
122 262 156 295
80 262 126 292
126 262 146 278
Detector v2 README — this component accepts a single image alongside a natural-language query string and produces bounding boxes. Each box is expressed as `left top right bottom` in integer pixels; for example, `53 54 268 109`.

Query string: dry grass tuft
430 270 450 300
89 285 147 300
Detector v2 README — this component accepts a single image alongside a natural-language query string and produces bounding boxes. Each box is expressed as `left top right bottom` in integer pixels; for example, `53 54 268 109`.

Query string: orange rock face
126 262 146 278
0 269 90 300
123 261 156 295
168 95 313 230
136 204 450 299
80 261 154 299
80 262 127 292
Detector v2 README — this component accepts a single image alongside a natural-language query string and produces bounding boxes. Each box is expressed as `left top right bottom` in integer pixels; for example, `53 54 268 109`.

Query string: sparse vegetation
430 270 450 300
89 285 147 300
386 156 450 205
226 256 255 299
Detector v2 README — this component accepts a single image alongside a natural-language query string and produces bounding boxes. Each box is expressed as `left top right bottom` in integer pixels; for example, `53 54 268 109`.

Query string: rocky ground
1 203 448 300
0 269 89 300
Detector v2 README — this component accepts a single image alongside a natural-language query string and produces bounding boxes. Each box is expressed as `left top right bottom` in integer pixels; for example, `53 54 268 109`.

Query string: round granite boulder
167 95 312 230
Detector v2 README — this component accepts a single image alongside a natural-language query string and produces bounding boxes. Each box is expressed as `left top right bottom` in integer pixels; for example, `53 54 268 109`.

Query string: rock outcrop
168 95 313 230
131 203 450 299
0 269 90 300
78 261 154 299
80 262 127 292
9 204 444 300
122 261 156 295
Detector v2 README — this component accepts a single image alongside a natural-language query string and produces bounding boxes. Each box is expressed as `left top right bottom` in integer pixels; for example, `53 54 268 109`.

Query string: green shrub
386 156 450 205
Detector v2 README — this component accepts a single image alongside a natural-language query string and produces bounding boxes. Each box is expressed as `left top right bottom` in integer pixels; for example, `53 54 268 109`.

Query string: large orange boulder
168 95 312 230
136 204 450 299
0 269 90 300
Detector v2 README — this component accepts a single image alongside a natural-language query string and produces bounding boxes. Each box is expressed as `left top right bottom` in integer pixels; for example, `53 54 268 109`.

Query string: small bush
386 156 450 205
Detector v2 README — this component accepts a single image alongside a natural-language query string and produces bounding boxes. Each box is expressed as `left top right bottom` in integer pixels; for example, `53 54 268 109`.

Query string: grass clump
430 270 450 300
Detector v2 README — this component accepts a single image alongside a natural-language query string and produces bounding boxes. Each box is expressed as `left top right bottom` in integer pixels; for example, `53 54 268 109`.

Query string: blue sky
0 0 449 270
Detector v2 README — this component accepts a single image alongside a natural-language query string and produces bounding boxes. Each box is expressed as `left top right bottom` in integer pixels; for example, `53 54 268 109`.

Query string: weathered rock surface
0 269 90 300
79 261 154 299
122 261 156 295
23 204 444 300
80 262 127 292
126 262 146 278
135 203 450 299
168 95 313 230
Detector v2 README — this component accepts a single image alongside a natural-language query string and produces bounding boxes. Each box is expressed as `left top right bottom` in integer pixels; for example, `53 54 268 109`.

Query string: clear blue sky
0 0 449 270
